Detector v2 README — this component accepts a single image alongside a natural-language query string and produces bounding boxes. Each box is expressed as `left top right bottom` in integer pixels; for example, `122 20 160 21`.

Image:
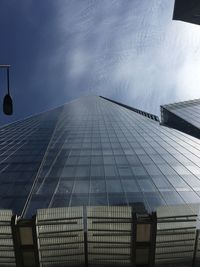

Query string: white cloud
176 55 200 100
68 49 91 78
51 0 200 114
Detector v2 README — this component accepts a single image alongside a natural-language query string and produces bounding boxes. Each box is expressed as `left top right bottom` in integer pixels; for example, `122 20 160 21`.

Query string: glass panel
91 166 104 177
104 166 118 177
90 180 106 193
122 179 139 192
106 180 123 193
56 180 73 194
138 179 157 192
75 166 90 177
74 181 89 194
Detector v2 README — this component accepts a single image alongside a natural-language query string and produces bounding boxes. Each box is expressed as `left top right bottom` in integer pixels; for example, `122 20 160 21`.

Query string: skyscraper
0 96 200 267
1 95 200 217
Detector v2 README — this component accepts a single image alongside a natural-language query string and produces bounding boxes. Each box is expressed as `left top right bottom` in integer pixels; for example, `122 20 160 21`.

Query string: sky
1 0 200 125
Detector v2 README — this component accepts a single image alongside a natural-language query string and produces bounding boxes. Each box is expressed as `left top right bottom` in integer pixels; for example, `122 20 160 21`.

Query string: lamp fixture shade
3 94 13 115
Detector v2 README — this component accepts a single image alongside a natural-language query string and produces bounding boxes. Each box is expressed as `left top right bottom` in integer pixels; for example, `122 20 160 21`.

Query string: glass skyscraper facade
1 95 200 218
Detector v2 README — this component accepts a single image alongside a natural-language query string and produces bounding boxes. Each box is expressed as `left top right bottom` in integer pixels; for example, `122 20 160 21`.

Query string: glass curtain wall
1 96 200 218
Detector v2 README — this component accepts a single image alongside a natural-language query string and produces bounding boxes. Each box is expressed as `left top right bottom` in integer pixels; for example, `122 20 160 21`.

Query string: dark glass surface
161 99 200 138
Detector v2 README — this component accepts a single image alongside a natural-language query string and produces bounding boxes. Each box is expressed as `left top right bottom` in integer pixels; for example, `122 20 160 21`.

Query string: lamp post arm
7 68 10 95
0 65 11 95
0 65 11 68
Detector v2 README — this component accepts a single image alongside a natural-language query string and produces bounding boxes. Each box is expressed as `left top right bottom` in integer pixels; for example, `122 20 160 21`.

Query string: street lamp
0 65 13 115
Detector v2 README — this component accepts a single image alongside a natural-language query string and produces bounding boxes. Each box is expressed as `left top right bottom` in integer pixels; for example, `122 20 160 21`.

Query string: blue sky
1 0 200 125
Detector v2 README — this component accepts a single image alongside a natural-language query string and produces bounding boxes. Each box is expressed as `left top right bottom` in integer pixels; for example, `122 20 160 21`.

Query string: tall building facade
1 95 200 267
1 96 200 218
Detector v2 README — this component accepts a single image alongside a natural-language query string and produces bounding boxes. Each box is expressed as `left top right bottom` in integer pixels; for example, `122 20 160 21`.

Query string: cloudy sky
1 0 200 124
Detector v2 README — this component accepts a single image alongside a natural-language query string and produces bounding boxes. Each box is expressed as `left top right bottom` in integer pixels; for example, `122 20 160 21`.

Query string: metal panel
36 207 84 266
87 206 132 266
0 210 16 266
156 204 198 266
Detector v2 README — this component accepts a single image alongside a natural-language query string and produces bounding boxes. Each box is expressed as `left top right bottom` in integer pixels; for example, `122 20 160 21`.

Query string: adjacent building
173 0 200 25
161 98 200 139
